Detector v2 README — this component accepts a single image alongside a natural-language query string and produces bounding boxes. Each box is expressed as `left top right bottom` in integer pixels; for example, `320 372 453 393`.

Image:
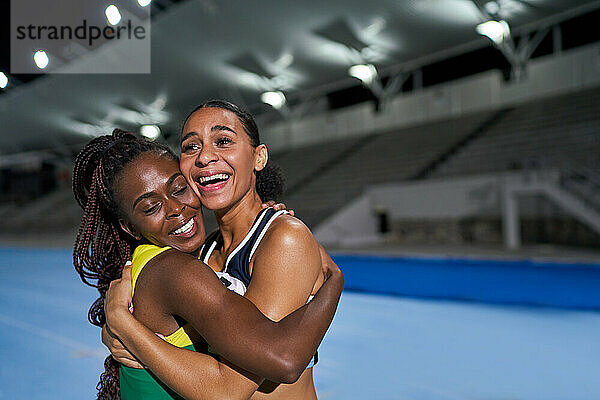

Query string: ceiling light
105 5 122 26
138 0 152 6
34 50 49 69
0 72 8 89
348 64 377 85
261 91 286 110
140 124 161 140
476 20 510 45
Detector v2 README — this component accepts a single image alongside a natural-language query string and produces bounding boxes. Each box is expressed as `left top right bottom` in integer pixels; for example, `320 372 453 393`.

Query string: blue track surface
1 248 599 399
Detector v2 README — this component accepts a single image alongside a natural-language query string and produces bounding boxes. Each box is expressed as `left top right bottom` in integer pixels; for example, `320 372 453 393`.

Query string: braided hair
72 129 177 400
182 100 286 202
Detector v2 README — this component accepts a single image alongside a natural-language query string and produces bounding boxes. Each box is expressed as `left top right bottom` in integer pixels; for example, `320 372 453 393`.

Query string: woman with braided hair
72 129 343 400
103 100 338 400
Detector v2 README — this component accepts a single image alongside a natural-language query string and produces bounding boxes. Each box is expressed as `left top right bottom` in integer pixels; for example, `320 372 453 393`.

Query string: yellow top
130 244 201 348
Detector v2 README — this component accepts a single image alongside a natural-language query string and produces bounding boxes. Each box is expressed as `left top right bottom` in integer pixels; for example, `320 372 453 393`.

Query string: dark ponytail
256 163 286 202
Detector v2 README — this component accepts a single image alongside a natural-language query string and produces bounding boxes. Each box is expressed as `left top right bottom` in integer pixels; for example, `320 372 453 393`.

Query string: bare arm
102 202 292 370
241 215 325 394
245 216 323 321
105 266 263 400
102 324 142 369
105 250 343 397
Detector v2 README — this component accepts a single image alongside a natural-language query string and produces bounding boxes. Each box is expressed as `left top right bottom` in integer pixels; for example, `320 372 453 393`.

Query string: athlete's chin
202 198 230 211
200 194 233 212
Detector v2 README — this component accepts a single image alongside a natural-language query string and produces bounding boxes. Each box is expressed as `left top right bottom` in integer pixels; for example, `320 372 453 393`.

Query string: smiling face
113 152 205 254
180 107 267 212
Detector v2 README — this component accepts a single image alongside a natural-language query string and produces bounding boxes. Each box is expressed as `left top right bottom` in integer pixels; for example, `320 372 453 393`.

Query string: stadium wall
315 171 599 247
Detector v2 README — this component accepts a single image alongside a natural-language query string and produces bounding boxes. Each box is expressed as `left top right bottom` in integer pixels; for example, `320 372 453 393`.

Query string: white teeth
173 218 194 235
199 173 229 184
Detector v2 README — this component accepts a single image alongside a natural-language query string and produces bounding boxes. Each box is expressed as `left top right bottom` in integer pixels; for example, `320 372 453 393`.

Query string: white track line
0 313 106 358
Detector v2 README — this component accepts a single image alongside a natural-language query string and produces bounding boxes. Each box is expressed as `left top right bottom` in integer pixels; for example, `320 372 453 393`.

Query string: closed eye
144 203 160 215
173 186 187 195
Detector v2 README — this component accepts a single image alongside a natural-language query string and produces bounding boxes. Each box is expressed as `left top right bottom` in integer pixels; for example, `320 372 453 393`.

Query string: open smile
195 172 231 192
170 216 198 238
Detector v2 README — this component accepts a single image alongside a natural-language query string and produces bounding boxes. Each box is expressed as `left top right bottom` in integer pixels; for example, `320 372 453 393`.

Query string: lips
170 216 198 238
198 173 229 185
195 171 231 192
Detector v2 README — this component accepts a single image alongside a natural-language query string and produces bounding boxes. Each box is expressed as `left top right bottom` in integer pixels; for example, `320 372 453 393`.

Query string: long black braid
72 129 177 399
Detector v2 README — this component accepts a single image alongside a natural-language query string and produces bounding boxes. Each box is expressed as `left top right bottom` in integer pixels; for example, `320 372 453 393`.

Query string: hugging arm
105 250 343 398
240 216 325 393
104 312 263 400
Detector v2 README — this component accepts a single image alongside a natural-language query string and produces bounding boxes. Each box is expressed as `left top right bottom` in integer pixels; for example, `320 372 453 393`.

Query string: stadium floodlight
348 64 377 85
261 91 286 110
137 0 152 7
105 5 122 26
0 72 8 89
476 20 510 45
34 50 49 69
140 124 161 140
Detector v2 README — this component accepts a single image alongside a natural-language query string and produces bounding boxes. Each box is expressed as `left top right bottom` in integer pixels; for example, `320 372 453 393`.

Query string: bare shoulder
252 214 320 269
261 214 317 250
136 248 210 292
142 248 199 275
248 213 322 315
135 248 224 314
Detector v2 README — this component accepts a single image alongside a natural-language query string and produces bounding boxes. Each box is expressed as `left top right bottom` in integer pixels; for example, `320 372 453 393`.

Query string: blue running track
1 248 599 399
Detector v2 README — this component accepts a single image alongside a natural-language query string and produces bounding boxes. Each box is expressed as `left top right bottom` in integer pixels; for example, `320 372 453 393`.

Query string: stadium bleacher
274 87 600 230
274 111 494 227
431 86 600 178
2 87 598 238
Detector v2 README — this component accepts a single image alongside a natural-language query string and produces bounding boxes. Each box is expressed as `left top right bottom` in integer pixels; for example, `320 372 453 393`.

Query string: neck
214 188 263 254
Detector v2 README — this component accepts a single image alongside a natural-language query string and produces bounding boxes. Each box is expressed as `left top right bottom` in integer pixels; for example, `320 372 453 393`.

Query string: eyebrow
211 125 237 134
132 172 183 210
181 131 197 142
181 125 236 143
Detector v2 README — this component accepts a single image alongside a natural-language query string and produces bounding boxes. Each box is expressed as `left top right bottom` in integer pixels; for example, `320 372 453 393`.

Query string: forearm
120 251 343 384
108 311 261 400
209 270 344 383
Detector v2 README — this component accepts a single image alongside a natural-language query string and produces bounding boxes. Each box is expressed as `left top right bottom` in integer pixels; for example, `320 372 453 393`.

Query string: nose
195 143 218 167
166 198 186 219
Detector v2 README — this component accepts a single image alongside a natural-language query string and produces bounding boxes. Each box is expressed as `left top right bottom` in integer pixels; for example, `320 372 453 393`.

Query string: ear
254 144 268 172
119 218 142 241
254 144 269 171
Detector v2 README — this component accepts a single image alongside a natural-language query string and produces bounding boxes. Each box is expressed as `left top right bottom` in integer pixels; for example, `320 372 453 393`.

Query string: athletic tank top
119 244 205 400
199 207 290 292
199 207 318 368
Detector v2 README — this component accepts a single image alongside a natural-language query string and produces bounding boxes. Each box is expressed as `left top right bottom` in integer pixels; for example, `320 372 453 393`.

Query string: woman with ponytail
104 101 339 400
73 129 343 399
